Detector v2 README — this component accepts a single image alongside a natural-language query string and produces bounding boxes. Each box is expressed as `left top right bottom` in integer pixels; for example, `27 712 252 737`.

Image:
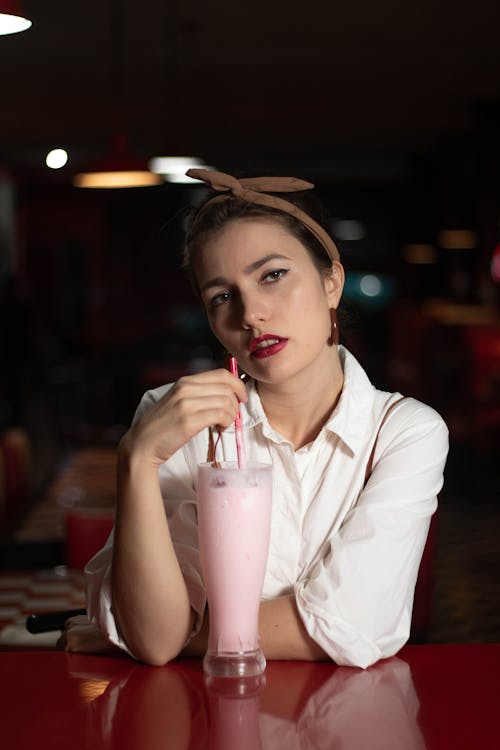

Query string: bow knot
186 169 314 197
186 168 340 261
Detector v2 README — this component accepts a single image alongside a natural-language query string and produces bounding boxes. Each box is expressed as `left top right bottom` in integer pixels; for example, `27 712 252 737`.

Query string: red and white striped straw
228 356 246 469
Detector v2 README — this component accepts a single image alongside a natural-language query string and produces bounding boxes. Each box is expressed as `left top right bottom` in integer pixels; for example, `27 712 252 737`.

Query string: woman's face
194 219 344 386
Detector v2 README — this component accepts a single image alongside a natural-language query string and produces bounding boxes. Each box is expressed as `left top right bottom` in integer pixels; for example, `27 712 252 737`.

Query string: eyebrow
200 253 292 293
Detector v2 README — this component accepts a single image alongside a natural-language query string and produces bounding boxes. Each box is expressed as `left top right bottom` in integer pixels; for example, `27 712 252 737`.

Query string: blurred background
0 1 499 644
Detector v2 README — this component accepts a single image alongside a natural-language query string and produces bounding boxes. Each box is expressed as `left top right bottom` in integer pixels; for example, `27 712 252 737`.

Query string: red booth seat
65 509 114 570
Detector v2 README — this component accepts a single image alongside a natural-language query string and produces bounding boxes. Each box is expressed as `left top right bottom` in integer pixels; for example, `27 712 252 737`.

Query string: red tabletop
1 644 499 749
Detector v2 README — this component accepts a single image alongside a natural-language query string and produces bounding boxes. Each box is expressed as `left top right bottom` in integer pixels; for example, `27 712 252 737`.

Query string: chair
65 508 114 570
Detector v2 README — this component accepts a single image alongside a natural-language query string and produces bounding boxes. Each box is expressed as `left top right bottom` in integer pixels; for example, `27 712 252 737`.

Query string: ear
323 261 345 309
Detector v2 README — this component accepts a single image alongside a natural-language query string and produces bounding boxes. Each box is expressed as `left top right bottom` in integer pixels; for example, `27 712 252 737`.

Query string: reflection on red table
1 644 499 749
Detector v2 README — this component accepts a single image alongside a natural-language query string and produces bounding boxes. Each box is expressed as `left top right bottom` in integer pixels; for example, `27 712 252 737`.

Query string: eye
262 268 288 283
209 291 231 308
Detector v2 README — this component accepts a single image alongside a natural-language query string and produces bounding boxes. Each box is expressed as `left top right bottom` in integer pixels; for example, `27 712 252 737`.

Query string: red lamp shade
73 134 162 189
1 1 25 13
0 1 32 35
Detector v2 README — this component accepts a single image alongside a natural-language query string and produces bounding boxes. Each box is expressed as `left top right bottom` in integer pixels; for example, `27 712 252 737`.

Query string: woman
67 169 448 668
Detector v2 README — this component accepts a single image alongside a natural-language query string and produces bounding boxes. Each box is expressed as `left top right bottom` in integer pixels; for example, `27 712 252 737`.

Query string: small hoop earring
328 308 339 346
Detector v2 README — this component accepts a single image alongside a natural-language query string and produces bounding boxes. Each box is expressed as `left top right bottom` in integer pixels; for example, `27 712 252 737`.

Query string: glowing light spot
437 230 478 250
148 156 212 183
73 170 161 188
0 13 32 36
46 149 68 169
332 220 366 241
360 274 382 297
402 244 438 264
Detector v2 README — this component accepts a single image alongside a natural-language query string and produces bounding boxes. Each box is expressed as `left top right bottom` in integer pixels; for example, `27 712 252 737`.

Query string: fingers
57 615 90 650
169 392 240 429
58 617 119 654
123 368 248 465
66 614 90 626
167 370 247 432
172 368 247 404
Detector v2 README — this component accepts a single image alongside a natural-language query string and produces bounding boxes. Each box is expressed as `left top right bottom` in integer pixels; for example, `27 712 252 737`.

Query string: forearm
183 595 328 661
111 448 193 666
259 595 328 661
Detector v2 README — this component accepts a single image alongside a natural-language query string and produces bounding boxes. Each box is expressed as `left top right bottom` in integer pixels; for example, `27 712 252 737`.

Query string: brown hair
182 188 335 293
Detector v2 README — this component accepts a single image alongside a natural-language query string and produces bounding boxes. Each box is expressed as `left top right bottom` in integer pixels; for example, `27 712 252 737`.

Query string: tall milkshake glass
197 461 272 678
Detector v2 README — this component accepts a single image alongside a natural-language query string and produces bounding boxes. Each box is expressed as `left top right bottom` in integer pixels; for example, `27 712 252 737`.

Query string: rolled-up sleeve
85 531 123 649
158 455 207 631
295 405 449 668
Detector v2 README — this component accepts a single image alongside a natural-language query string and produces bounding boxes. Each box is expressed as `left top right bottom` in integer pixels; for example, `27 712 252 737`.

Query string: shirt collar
222 379 264 432
239 380 266 430
235 381 293 445
323 346 375 454
234 346 376 454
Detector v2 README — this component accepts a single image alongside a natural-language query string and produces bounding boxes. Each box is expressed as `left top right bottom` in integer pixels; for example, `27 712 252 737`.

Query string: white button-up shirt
86 346 448 668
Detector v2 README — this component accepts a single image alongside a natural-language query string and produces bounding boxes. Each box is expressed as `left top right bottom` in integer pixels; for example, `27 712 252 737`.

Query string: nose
240 290 269 330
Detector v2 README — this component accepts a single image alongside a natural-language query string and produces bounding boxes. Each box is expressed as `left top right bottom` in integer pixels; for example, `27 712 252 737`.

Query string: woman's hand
57 615 122 655
120 369 247 467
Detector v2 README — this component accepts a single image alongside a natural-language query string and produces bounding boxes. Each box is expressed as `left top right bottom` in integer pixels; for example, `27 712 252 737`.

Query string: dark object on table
26 608 87 633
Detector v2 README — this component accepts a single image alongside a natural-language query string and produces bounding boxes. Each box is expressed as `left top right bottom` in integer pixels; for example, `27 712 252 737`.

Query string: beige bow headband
186 168 340 262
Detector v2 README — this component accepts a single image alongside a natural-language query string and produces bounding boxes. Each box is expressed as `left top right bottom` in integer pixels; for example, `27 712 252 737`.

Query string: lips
249 334 288 359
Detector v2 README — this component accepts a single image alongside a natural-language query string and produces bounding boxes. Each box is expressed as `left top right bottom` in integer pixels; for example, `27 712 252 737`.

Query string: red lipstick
249 334 288 359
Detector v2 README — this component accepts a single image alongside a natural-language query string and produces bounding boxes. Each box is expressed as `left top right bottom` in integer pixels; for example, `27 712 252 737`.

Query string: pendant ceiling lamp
0 1 32 35
73 0 159 189
73 134 162 189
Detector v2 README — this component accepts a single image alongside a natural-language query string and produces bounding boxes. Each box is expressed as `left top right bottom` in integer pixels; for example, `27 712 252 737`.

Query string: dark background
0 1 499 640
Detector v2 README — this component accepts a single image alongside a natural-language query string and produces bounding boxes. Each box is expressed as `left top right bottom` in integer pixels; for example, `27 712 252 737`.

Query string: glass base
203 649 266 678
205 673 266 697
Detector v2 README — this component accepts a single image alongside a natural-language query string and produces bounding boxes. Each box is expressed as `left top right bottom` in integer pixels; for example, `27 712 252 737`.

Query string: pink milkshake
197 462 272 677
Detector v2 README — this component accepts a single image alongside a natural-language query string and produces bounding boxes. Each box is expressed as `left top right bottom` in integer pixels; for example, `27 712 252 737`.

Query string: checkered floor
0 567 85 647
1 441 499 648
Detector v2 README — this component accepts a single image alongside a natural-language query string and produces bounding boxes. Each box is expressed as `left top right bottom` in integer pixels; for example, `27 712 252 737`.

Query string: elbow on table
296 595 412 669
338 650 384 670
110 604 195 667
115 612 192 666
130 640 184 667
139 652 176 668
332 632 409 670
304 616 409 670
